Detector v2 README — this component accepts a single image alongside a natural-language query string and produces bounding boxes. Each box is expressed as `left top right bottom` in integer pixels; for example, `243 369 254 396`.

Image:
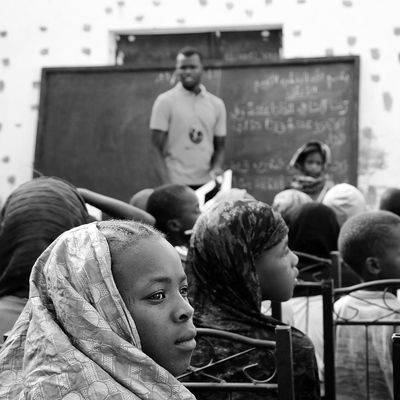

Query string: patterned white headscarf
0 222 195 400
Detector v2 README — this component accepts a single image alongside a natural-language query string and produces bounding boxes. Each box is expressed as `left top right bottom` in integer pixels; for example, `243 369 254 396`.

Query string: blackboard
35 57 359 204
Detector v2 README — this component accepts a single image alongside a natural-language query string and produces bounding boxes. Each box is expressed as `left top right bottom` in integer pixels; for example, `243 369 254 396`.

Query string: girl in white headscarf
0 220 196 400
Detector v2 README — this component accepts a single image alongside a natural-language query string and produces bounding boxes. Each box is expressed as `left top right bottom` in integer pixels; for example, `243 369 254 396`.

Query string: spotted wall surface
0 0 399 208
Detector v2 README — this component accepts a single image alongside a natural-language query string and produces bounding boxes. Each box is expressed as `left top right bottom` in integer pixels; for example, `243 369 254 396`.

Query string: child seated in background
322 183 366 227
335 211 400 400
288 141 333 202
0 177 93 343
146 184 201 264
0 220 196 399
186 199 320 400
272 188 313 228
288 202 340 387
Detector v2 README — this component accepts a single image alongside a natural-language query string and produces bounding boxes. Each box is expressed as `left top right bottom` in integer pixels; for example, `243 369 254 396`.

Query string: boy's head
290 141 331 178
129 188 154 211
146 184 201 247
379 187 400 217
338 211 400 281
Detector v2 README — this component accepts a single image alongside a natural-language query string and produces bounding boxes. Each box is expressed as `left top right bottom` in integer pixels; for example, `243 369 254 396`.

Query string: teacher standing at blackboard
150 47 227 189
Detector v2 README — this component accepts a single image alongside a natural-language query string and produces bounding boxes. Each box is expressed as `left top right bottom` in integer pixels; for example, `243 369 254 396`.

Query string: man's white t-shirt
150 82 226 186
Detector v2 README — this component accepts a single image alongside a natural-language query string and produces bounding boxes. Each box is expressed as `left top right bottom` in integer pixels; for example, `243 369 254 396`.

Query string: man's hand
210 167 224 182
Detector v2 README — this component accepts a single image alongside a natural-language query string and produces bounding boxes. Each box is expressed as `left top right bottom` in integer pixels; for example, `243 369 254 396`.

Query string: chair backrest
322 279 400 400
293 250 332 283
392 333 400 400
293 250 361 289
178 326 294 400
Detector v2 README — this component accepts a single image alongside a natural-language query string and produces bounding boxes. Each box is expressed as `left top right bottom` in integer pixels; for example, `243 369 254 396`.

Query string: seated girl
186 199 320 399
0 220 196 400
288 141 333 202
0 176 93 343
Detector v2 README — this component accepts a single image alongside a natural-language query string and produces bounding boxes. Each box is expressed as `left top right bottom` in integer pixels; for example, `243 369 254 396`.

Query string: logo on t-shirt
189 128 203 144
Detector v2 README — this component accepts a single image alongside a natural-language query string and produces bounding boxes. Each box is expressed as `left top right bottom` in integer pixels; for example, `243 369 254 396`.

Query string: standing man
150 47 227 189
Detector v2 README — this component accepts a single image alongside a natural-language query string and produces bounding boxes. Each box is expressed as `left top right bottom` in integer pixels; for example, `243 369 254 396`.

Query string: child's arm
78 188 155 225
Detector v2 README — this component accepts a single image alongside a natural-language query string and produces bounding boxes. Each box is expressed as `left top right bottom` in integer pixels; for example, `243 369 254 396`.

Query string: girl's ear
166 218 181 233
365 257 382 276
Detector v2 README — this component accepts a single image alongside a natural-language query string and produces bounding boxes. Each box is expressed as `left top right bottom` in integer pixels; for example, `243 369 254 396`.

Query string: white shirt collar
176 81 206 96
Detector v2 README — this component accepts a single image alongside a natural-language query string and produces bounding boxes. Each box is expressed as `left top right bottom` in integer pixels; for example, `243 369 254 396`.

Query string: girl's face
254 235 299 302
303 151 324 177
114 238 196 376
177 188 201 236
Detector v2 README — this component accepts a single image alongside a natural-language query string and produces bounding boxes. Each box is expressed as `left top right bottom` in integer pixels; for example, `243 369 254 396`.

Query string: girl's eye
148 292 165 301
180 286 188 297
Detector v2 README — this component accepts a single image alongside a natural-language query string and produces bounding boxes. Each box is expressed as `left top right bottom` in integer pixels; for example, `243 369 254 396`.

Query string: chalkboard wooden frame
35 55 359 203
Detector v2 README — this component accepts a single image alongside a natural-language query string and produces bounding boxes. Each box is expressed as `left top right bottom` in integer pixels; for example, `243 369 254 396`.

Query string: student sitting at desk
146 184 201 265
335 211 400 400
0 220 196 399
0 177 93 343
186 199 320 399
288 141 333 202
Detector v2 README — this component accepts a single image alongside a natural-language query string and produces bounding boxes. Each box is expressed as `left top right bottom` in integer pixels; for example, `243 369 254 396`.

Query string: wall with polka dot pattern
0 0 399 207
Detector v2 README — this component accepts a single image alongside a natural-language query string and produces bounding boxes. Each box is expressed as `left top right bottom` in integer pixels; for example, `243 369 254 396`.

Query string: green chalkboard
35 57 359 204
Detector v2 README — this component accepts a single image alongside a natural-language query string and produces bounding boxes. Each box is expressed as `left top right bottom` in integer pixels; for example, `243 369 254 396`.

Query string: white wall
1 0 399 207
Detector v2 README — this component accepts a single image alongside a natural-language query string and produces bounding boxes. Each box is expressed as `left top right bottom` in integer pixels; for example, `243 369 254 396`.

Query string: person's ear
166 218 181 233
365 257 382 276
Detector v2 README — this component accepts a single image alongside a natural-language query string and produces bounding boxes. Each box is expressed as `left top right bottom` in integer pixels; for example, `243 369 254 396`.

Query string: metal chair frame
179 326 294 400
322 278 400 400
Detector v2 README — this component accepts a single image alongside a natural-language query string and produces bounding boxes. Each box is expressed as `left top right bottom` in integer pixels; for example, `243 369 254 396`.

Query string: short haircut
146 184 192 233
177 46 203 62
338 211 400 276
379 188 400 217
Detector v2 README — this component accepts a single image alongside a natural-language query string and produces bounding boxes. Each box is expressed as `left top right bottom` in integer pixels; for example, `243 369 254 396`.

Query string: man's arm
78 188 155 225
210 136 226 178
210 99 227 179
151 129 171 183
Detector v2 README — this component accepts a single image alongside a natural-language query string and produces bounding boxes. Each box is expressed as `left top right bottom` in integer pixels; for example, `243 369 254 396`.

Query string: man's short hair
146 184 191 233
338 210 400 276
379 188 400 217
177 46 203 62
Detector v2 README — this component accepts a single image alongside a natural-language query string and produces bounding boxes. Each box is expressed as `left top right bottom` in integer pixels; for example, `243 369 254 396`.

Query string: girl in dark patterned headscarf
0 177 92 342
186 199 320 400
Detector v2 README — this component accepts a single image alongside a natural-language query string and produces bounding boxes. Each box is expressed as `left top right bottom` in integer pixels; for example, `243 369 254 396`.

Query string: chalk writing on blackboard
253 69 351 93
227 157 286 175
230 116 348 135
231 99 349 119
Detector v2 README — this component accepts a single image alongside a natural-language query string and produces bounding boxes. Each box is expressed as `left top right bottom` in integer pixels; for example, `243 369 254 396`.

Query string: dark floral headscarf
187 199 288 330
186 199 321 400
